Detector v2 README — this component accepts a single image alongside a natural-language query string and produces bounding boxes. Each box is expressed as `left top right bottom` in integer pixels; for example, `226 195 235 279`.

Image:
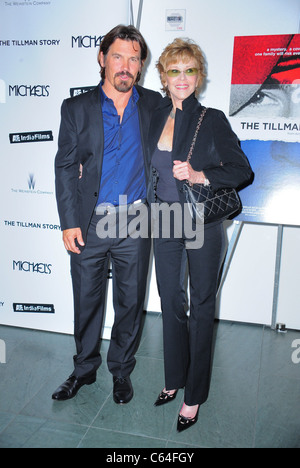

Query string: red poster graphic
230 34 300 117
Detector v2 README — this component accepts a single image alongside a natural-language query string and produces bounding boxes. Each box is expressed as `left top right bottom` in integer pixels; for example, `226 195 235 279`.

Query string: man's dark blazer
148 93 253 204
55 83 162 242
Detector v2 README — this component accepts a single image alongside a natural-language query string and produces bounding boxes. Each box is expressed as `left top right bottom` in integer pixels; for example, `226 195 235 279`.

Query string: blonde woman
149 39 253 432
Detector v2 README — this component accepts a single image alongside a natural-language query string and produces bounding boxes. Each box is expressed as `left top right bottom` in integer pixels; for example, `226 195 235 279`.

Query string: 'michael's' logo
71 35 104 48
9 85 50 97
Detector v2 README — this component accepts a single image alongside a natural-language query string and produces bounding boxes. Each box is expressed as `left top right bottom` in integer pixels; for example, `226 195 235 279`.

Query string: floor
0 313 299 448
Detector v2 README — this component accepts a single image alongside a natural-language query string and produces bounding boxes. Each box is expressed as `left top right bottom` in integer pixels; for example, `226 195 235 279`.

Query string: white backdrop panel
0 0 130 335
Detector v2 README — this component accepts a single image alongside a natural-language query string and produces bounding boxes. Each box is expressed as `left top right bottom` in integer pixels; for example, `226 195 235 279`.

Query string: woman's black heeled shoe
177 407 199 432
154 389 178 407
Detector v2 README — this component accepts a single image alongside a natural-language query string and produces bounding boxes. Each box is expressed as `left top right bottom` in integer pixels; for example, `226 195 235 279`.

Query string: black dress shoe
154 389 178 407
113 376 133 405
177 407 200 433
52 374 96 401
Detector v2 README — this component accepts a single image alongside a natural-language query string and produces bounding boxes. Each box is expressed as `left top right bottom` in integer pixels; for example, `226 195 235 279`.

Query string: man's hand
63 228 85 254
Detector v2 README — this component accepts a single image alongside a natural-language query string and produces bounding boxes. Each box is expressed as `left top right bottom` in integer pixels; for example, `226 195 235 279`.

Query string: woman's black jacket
147 93 254 204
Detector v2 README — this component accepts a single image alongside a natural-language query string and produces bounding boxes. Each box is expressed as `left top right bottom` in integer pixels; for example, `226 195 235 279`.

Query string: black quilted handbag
183 108 241 224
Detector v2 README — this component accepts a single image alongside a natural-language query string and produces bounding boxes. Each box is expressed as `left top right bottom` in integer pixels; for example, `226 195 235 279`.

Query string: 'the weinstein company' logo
4 1 52 7
11 174 54 196
28 173 35 190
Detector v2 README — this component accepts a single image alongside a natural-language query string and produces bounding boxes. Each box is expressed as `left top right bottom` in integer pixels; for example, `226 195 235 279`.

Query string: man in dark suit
53 25 161 404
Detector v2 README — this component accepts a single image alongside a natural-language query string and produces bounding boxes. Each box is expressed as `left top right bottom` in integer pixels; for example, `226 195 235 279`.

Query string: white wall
133 0 300 330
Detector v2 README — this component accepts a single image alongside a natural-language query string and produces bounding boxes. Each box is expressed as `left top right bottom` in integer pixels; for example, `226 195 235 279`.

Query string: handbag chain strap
186 107 208 164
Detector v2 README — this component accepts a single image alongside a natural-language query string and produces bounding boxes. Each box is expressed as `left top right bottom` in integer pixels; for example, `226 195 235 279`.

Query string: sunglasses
166 68 199 78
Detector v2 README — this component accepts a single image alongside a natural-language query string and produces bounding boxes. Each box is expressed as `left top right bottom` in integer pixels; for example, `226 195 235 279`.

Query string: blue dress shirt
97 85 146 206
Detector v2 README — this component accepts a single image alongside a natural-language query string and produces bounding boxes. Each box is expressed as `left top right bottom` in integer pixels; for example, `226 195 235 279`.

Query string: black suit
148 93 253 406
55 84 162 379
56 84 161 242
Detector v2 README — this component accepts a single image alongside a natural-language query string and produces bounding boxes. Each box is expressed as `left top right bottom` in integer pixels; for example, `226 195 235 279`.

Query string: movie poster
230 34 300 226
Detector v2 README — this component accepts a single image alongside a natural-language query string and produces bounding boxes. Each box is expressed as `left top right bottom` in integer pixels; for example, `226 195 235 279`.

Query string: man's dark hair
98 24 148 83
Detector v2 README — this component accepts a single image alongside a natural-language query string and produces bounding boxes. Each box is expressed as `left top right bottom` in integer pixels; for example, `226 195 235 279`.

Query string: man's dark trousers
70 207 151 379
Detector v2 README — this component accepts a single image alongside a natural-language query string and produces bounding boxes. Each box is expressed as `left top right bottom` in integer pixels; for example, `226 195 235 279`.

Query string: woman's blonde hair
156 38 207 96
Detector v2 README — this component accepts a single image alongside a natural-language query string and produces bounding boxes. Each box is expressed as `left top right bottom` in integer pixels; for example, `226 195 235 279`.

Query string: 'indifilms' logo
13 304 55 314
70 86 95 97
9 131 53 144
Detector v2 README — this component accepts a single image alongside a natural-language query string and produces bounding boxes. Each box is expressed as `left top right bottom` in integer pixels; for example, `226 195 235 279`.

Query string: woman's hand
173 160 207 185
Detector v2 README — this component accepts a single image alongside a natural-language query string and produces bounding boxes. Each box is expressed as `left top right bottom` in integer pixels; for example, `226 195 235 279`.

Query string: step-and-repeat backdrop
1 0 300 334
0 0 130 336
